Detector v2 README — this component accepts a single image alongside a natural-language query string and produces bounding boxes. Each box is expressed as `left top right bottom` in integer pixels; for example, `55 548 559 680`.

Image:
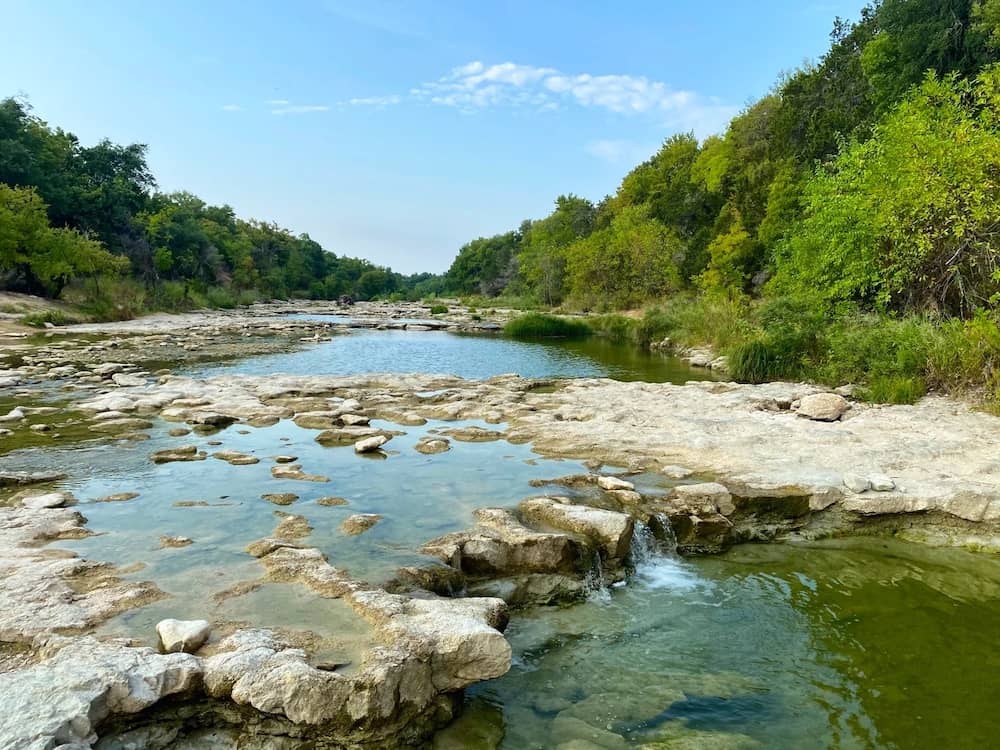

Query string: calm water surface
188 327 716 383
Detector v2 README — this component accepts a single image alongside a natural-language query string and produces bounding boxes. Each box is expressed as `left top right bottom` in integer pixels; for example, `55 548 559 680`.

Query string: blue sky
3 0 864 273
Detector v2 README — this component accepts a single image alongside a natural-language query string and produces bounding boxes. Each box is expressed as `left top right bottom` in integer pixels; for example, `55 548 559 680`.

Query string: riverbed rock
0 636 201 749
423 507 579 576
519 498 634 563
316 496 348 507
270 463 329 482
151 445 206 464
340 513 383 535
96 492 140 503
597 475 635 492
212 449 260 465
670 482 735 515
159 535 193 548
440 426 505 443
19 490 74 510
416 437 451 454
843 473 871 494
869 473 896 492
111 372 147 387
262 492 299 506
274 512 313 539
156 618 211 653
796 392 850 422
354 434 389 453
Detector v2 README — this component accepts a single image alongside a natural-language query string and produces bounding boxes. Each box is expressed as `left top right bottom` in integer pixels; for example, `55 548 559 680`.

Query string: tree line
0 97 443 313
445 0 1000 319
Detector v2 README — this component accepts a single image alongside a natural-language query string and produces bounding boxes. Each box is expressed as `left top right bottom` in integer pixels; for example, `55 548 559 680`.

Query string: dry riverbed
0 302 998 748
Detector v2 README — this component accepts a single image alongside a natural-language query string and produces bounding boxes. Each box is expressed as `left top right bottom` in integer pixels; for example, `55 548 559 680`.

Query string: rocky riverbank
1 316 999 747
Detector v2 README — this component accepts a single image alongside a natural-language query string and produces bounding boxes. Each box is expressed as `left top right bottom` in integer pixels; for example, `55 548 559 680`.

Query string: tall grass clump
62 276 147 321
504 313 592 339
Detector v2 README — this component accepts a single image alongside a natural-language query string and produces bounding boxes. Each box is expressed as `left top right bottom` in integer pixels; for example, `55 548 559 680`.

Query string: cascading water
583 550 612 602
630 516 705 592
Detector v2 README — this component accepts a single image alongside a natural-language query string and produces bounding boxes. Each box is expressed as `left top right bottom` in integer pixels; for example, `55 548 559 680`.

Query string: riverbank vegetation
448 0 1000 404
0 98 444 319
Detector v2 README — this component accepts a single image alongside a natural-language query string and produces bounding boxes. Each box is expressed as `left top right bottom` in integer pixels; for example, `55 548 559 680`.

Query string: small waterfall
652 512 678 556
629 520 658 566
583 550 611 603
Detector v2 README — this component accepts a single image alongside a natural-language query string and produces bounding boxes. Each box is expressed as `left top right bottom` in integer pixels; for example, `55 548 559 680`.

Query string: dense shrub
504 313 592 339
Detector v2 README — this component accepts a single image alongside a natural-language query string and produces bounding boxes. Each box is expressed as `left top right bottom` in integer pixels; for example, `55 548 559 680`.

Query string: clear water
444 540 1000 750
186 328 718 383
3 331 998 749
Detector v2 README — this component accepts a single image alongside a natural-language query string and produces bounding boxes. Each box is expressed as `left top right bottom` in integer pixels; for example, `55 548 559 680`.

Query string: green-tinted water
445 538 1000 750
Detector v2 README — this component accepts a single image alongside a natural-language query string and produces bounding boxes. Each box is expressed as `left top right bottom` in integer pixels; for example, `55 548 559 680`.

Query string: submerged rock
261 492 299 506
151 445 206 464
270 464 329 482
159 535 193 548
416 436 451 454
156 618 211 653
340 513 383 535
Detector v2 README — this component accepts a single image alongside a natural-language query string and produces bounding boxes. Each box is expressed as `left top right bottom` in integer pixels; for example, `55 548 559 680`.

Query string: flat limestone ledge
92 373 1000 535
0 506 164 642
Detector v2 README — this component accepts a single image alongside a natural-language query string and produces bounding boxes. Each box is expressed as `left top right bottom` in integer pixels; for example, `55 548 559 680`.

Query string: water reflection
185 328 717 383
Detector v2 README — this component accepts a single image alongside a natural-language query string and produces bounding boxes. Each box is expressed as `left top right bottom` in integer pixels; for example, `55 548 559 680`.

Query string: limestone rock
670 482 735 516
354 435 389 453
20 491 74 510
843 473 871 493
340 513 383 535
597 475 635 492
156 618 211 653
869 473 896 492
151 445 205 464
0 637 200 749
422 507 578 576
415 437 451 455
270 464 329 482
796 393 850 422
519 498 634 562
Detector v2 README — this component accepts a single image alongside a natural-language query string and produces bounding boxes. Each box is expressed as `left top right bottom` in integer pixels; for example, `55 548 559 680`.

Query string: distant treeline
0 97 444 316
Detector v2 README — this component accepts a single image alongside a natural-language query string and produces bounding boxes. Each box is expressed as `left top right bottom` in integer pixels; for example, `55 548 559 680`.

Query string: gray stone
156 618 211 653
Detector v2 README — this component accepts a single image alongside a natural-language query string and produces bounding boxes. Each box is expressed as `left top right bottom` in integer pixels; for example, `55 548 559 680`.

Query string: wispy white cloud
270 104 331 115
585 139 657 165
342 95 402 108
350 60 735 135
266 99 290 106
221 104 243 112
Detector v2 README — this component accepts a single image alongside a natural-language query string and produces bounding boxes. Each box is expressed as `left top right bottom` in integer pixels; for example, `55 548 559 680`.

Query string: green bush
504 313 592 339
62 276 147 321
429 304 449 315
860 375 927 404
728 335 805 383
18 309 84 327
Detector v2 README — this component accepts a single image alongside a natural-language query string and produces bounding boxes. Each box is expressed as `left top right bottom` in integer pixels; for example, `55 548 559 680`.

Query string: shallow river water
3 327 999 749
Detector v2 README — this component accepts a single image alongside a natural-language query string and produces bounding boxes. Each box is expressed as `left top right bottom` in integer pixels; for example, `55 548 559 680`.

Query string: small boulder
354 435 388 454
597 475 635 492
159 535 193 548
869 473 896 492
156 618 211 653
796 393 850 422
842 473 871 494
